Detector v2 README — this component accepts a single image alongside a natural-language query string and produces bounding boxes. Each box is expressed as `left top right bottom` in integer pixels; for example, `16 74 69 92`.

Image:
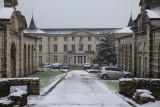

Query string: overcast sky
15 0 141 28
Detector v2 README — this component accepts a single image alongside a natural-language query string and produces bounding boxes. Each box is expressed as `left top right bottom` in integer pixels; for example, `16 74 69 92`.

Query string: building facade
0 0 38 78
25 17 121 66
117 0 160 78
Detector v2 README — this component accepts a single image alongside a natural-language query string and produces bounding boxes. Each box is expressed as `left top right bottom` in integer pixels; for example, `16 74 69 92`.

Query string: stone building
0 0 38 78
25 17 121 66
117 0 160 78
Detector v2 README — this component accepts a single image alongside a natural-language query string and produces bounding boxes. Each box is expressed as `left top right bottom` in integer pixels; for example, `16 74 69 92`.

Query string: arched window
28 45 30 75
129 45 132 72
32 45 34 73
24 44 27 76
125 45 128 71
122 45 124 69
11 43 16 78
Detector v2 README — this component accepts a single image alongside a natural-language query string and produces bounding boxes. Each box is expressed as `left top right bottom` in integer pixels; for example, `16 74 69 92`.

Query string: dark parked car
62 64 69 69
98 66 132 80
93 64 99 69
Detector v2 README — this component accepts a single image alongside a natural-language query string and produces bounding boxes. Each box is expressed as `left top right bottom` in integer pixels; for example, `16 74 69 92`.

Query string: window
80 37 83 42
79 45 83 51
64 45 67 52
97 37 99 41
88 45 91 51
72 37 75 41
54 45 57 52
39 56 42 64
105 67 113 70
84 56 86 63
54 37 57 41
90 57 92 64
74 56 76 64
105 67 122 71
39 45 42 52
64 37 67 41
72 45 75 51
39 37 42 42
88 37 91 41
54 55 57 63
64 55 67 63
113 68 122 71
96 45 99 51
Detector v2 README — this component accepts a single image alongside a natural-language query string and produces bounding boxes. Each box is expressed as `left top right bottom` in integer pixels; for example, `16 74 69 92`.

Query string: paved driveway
34 70 131 107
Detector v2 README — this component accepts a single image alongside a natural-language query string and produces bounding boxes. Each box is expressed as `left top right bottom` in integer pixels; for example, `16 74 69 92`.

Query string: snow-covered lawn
89 72 119 91
101 80 119 92
27 71 64 91
38 67 60 72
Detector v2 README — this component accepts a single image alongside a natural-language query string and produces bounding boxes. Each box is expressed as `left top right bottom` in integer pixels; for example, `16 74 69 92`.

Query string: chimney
4 0 18 7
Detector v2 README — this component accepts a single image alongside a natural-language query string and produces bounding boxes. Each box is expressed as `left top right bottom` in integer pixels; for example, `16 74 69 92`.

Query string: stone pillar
146 23 151 78
6 28 11 78
19 32 24 77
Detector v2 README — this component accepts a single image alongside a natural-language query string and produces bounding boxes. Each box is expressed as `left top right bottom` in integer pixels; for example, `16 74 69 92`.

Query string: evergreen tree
93 33 117 66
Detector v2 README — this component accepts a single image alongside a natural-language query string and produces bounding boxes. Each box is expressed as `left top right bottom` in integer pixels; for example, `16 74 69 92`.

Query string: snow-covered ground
33 70 131 107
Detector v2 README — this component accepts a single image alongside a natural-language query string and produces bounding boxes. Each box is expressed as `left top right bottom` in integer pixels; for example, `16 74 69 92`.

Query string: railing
68 51 94 54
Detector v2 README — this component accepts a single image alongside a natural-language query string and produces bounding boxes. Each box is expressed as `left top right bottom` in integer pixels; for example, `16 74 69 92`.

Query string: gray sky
16 0 140 28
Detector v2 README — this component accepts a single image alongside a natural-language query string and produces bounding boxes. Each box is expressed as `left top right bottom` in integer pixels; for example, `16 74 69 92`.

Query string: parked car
98 66 131 80
50 63 60 69
93 64 99 69
84 63 90 69
62 63 69 69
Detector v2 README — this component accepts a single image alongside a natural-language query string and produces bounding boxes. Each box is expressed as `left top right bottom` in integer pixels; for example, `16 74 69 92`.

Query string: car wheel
124 74 131 78
102 74 108 80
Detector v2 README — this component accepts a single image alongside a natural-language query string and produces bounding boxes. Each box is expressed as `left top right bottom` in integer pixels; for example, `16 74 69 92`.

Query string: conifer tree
93 33 117 66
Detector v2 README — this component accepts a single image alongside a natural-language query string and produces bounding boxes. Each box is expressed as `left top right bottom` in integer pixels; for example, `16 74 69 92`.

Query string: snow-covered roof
24 28 45 34
116 27 132 33
0 7 14 19
146 10 160 19
40 28 121 35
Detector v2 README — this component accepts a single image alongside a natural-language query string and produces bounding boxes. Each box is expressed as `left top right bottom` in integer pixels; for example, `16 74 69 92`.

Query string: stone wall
0 78 39 98
119 78 160 100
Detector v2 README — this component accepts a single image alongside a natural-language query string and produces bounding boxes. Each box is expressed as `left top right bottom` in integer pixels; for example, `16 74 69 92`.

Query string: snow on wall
119 78 160 100
0 78 40 97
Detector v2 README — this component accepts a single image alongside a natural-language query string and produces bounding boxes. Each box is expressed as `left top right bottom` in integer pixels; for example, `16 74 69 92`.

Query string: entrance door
78 56 82 64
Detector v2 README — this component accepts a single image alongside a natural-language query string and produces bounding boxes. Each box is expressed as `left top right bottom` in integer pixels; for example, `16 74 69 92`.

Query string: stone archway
24 44 27 76
11 43 16 78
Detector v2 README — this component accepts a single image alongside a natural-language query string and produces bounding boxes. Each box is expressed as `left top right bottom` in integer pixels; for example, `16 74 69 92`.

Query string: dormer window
146 4 151 10
142 17 147 31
